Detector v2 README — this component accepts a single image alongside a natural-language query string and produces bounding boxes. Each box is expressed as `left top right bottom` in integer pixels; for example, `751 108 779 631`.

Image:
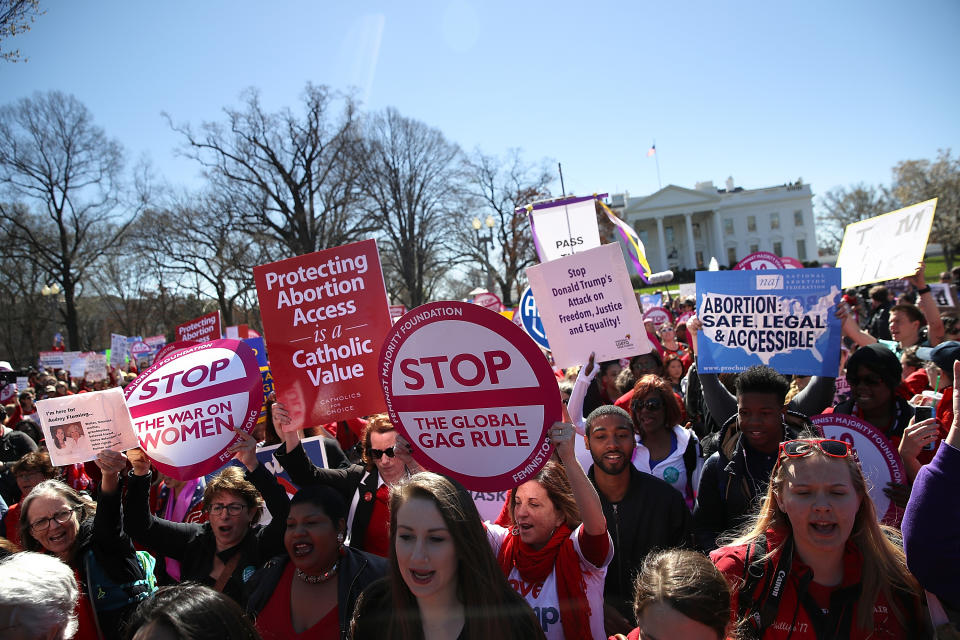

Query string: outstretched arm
552 422 605 536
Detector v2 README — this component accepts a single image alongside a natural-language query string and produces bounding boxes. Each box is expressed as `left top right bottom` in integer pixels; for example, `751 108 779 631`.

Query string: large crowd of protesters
1 264 960 639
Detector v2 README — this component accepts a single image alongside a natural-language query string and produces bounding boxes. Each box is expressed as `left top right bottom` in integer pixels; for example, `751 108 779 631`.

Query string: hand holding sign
549 422 576 460
127 447 151 476
228 429 259 472
95 449 127 493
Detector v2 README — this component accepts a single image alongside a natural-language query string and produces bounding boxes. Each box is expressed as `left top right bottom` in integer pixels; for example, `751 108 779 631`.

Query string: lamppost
472 215 496 292
41 283 62 344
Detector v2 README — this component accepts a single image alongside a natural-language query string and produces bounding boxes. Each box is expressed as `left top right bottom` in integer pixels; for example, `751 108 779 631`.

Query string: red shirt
4 502 20 544
363 484 391 557
255 562 339 639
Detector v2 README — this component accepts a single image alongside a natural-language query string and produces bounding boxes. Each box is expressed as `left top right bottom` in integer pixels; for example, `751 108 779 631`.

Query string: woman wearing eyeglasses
19 475 153 639
115 430 289 604
271 407 414 557
710 438 927 639
630 374 703 510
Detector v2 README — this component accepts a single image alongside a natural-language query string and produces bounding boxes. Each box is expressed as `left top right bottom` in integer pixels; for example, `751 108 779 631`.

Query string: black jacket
693 414 806 552
74 489 152 640
123 464 289 604
589 464 691 623
245 547 387 639
274 442 380 550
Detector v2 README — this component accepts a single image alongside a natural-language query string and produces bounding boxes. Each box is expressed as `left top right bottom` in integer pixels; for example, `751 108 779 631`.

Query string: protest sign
154 341 198 362
124 339 262 481
473 291 502 312
780 256 805 269
695 268 842 375
526 243 651 369
38 388 139 466
130 341 151 359
642 307 674 330
380 301 561 491
930 283 956 309
835 198 937 288
84 353 108 382
734 251 785 270
69 353 88 379
243 337 273 426
144 335 167 355
526 195 603 262
810 413 906 525
175 311 222 343
517 286 550 351
639 292 662 309
389 305 407 322
678 283 696 300
16 376 28 391
39 351 80 370
110 334 127 366
254 239 391 430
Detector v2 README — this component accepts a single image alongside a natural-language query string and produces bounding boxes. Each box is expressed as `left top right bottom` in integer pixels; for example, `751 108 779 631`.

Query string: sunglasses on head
370 446 396 460
636 397 663 412
779 439 851 459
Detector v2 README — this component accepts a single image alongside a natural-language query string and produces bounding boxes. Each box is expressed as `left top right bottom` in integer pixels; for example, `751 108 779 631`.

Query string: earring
511 525 520 536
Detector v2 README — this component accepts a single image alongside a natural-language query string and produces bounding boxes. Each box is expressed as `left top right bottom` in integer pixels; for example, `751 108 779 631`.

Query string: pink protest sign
810 413 906 525
780 256 805 269
734 252 785 270
124 339 262 481
175 310 222 343
153 341 199 362
642 306 674 329
473 291 502 311
380 302 561 491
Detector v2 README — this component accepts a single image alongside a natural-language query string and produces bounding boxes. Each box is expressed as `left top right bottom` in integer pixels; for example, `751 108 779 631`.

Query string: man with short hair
0 552 79 639
582 359 622 416
693 365 808 552
585 405 691 630
865 285 893 341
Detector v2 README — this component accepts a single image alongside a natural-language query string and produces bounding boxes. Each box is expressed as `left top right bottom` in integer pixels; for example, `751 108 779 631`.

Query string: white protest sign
124 339 263 481
84 354 108 382
110 333 128 366
379 302 561 491
37 388 139 466
69 353 88 378
811 413 906 525
835 199 937 288
678 283 696 300
528 196 602 262
930 283 956 308
526 243 651 368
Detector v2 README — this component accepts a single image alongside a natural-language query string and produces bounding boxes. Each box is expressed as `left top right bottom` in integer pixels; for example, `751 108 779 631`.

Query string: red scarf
497 524 591 639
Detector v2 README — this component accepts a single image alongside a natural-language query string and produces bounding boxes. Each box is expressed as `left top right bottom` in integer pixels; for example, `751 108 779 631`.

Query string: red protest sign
642 306 674 329
154 341 199 362
124 339 262 481
253 239 392 429
175 310 222 343
380 301 561 491
473 291 502 311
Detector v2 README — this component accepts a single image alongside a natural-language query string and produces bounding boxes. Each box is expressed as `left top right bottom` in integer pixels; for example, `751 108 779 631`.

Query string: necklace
295 561 339 584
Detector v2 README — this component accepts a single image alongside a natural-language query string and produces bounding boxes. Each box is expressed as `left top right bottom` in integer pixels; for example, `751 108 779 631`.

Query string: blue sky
2 0 958 213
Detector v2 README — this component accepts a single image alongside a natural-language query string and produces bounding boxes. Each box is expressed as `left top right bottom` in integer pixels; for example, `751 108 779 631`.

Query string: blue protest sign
695 269 842 375
243 337 269 368
518 286 551 351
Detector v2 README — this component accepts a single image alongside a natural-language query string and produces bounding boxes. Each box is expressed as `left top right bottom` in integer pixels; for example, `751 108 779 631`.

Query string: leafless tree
0 91 145 349
461 149 554 306
358 108 464 308
167 84 371 258
1 0 43 62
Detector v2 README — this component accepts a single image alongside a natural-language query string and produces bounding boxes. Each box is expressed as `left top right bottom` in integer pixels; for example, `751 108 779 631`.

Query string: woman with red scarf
487 422 612 639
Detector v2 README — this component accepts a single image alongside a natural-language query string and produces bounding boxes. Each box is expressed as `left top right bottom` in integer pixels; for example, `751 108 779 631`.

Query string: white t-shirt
486 523 613 640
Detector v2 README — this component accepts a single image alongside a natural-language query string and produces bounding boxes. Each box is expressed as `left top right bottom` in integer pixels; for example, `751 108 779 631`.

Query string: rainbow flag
598 200 653 283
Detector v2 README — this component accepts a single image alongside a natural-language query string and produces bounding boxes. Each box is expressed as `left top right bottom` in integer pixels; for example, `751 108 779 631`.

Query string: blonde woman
710 438 927 639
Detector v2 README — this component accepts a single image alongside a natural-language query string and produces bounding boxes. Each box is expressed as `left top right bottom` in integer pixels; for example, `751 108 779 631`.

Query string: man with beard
585 405 691 634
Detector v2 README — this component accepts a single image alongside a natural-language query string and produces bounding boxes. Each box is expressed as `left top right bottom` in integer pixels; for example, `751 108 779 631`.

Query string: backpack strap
738 535 795 636
682 435 698 502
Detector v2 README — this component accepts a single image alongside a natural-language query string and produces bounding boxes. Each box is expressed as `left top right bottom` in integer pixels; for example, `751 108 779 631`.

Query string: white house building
607 178 817 272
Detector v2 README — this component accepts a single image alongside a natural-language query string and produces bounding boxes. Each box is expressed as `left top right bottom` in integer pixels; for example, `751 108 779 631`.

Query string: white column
684 212 697 269
655 217 668 271
711 211 724 262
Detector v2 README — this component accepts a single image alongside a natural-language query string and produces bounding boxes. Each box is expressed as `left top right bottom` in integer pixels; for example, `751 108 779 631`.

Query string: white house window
797 239 807 261
773 241 782 256
724 219 734 235
770 213 780 230
747 216 757 232
727 247 737 265
794 210 804 226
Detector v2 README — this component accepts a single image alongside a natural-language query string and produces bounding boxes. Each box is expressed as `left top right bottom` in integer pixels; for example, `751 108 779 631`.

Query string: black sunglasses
635 397 663 412
370 446 396 460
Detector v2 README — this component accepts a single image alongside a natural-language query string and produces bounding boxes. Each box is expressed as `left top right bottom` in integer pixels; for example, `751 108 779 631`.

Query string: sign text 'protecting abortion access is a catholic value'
695 269 842 376
379 302 561 491
254 239 392 429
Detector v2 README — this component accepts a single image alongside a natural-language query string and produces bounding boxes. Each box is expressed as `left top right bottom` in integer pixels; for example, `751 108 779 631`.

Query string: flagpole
558 162 566 196
653 141 662 189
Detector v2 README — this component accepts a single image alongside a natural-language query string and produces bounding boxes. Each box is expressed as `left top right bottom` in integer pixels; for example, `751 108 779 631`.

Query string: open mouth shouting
409 568 436 585
292 542 314 558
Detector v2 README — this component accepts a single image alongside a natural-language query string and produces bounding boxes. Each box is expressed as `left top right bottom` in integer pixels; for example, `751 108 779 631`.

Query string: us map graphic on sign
696 269 842 375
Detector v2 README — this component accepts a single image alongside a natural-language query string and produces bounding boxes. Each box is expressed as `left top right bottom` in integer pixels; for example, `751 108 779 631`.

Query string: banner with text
124 339 262 480
695 268 842 375
526 243 651 368
38 388 139 466
254 239 392 430
380 302 561 491
835 199 937 289
526 195 603 263
39 351 81 371
175 311 222 343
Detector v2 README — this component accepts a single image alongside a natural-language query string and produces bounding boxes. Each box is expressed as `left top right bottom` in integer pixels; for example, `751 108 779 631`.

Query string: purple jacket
903 440 960 609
